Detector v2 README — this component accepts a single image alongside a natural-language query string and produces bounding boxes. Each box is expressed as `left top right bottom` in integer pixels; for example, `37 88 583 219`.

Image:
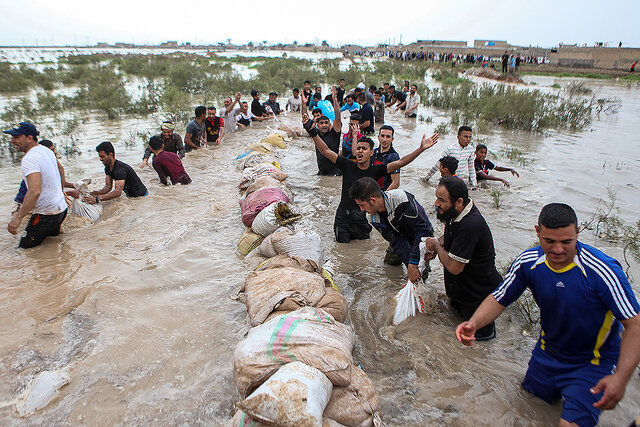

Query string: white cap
357 82 365 90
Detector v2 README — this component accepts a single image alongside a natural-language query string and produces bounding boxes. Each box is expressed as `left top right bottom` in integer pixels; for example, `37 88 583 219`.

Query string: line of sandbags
229 130 380 427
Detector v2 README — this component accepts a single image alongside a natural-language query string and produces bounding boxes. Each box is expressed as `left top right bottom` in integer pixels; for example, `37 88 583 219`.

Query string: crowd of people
4 72 639 427
348 48 544 68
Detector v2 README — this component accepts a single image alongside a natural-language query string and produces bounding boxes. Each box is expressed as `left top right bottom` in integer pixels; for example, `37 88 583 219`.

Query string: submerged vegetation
0 53 622 154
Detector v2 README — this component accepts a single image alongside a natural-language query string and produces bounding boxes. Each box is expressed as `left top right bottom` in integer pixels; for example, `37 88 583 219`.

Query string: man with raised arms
302 86 342 176
304 112 438 243
456 203 640 427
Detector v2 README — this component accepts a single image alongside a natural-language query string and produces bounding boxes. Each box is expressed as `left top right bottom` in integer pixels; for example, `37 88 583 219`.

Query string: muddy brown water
0 75 639 426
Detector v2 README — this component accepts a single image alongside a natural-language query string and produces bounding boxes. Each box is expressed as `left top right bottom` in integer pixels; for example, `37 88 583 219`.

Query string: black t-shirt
335 156 387 210
303 89 312 105
105 159 148 197
336 87 345 106
359 103 375 134
442 204 502 306
474 158 495 176
316 128 342 175
393 90 407 104
205 116 223 142
502 54 509 65
251 99 265 117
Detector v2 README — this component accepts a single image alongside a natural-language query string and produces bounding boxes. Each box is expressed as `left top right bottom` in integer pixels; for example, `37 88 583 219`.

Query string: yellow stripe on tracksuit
591 311 614 365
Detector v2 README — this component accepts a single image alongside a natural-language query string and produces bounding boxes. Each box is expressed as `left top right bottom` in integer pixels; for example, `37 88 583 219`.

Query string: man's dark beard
436 205 458 222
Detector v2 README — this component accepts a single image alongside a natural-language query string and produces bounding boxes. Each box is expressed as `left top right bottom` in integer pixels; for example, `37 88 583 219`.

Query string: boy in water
474 144 519 187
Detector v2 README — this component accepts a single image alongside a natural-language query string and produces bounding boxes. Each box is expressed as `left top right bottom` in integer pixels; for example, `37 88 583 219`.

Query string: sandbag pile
230 130 381 427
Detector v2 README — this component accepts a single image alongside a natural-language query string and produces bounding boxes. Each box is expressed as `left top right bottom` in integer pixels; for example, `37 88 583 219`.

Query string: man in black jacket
350 177 434 282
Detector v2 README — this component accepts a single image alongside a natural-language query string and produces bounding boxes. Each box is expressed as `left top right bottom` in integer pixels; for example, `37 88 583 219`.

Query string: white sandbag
15 369 70 417
69 198 102 221
238 163 288 190
243 267 327 326
251 202 301 237
324 365 381 427
275 124 297 138
272 228 324 266
236 361 332 427
258 233 279 258
233 307 355 398
228 411 346 427
392 279 426 326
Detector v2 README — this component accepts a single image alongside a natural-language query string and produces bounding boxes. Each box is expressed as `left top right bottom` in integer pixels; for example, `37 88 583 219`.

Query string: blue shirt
340 102 360 112
493 241 640 365
316 100 335 122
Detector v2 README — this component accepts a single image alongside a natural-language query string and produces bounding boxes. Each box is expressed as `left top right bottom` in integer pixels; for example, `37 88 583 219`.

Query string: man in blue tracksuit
350 177 434 283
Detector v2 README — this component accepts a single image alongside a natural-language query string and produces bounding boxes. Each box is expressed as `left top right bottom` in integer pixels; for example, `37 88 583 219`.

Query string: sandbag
251 202 301 237
265 287 347 324
270 228 325 266
245 176 283 196
246 142 276 154
243 267 327 326
238 228 265 256
324 365 381 427
228 410 270 427
69 198 102 221
261 133 287 149
229 411 346 427
258 233 279 258
240 187 290 227
236 361 332 427
233 307 355 398
276 123 297 138
238 163 288 190
236 151 274 171
255 254 323 274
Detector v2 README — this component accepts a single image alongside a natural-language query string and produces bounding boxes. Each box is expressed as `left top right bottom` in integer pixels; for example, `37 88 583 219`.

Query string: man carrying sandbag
304 114 439 243
350 177 434 283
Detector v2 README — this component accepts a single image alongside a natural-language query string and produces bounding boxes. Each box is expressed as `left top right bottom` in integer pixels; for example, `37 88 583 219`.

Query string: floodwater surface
0 71 639 426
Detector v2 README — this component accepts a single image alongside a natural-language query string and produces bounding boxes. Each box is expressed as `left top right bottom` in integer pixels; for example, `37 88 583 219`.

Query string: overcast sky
1 0 638 48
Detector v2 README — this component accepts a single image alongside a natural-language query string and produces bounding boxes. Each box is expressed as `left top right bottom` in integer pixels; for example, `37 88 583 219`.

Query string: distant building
415 40 468 48
160 41 178 48
473 40 510 49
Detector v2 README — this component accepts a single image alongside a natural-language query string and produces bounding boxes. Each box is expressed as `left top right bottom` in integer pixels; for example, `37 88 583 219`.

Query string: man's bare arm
386 133 439 172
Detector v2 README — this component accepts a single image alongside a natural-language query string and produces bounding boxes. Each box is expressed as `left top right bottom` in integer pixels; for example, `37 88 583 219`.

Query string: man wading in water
457 203 640 427
304 113 439 243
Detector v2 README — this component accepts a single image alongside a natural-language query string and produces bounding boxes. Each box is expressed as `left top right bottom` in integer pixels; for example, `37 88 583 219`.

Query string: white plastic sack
251 203 281 237
392 280 426 326
272 228 324 266
236 361 332 427
258 233 279 258
251 202 300 237
15 369 70 417
70 198 102 221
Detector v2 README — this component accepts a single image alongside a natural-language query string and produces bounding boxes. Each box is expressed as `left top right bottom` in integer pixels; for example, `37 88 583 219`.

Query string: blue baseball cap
3 122 39 137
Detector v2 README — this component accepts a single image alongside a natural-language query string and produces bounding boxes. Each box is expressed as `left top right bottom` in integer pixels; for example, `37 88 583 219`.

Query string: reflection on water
0 75 639 425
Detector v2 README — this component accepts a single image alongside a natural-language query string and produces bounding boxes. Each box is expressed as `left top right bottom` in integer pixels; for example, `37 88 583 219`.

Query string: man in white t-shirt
222 91 248 134
5 122 68 248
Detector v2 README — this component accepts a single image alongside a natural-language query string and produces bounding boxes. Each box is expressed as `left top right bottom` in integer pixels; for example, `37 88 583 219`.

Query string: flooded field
0 52 639 425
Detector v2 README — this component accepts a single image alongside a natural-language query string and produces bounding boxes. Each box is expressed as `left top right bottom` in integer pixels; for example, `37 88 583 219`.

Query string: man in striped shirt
423 125 476 187
456 203 640 427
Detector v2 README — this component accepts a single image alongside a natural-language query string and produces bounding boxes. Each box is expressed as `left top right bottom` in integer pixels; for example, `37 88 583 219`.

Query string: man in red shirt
148 137 191 185
204 106 225 145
